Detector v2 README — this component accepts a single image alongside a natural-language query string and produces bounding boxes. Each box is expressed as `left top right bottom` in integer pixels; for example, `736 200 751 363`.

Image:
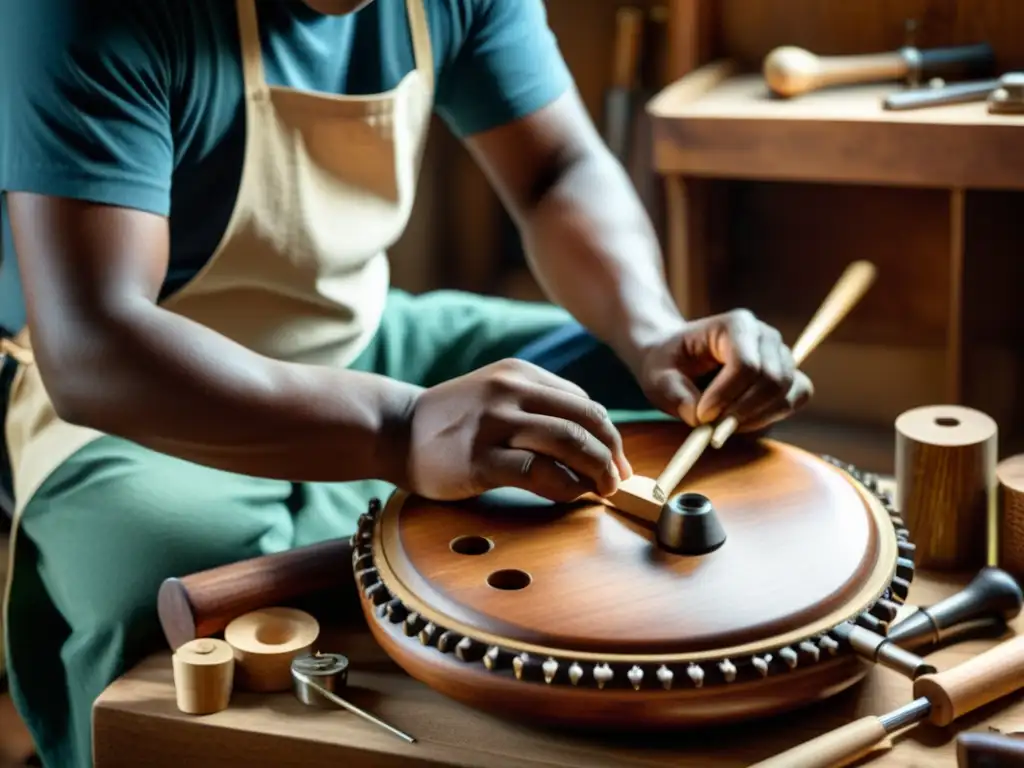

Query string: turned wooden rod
157 537 355 650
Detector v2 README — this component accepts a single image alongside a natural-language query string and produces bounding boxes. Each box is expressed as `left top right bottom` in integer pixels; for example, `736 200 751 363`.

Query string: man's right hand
404 359 633 502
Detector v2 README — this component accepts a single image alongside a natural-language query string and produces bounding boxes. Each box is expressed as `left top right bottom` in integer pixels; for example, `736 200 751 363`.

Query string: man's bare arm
463 89 686 375
9 193 420 484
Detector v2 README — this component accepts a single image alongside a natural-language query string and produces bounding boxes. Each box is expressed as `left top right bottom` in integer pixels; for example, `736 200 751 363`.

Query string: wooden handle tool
888 567 1023 650
708 260 877 450
763 42 995 98
751 632 1024 768
606 260 878 522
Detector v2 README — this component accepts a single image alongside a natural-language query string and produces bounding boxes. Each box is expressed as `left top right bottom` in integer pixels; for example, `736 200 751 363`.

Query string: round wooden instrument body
352 422 914 729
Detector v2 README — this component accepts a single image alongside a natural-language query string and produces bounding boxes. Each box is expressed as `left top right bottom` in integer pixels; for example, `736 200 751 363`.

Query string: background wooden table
93 570 1024 767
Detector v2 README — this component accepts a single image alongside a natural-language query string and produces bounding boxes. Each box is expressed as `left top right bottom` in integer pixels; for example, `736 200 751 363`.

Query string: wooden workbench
93 570 1024 767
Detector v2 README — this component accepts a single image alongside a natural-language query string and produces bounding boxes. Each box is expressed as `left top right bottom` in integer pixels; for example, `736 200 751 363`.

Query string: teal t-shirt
0 0 573 332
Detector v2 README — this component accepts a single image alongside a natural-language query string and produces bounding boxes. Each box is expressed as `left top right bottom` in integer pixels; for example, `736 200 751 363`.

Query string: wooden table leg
665 174 712 320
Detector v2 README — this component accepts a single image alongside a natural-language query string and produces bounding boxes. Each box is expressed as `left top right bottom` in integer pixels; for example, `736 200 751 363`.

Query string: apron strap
235 0 269 99
0 339 32 367
405 0 434 92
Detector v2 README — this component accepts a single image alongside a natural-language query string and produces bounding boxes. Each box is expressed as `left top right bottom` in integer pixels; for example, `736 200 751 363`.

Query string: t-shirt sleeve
0 0 174 216
434 0 574 138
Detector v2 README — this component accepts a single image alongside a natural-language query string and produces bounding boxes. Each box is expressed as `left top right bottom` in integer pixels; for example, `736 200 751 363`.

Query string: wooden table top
93 569 1024 768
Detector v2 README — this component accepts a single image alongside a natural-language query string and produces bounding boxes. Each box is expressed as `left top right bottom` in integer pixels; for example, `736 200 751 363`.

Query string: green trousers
4 289 664 767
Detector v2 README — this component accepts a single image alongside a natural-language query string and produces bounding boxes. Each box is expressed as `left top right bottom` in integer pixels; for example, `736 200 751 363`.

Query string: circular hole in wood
254 616 297 646
486 568 532 591
449 535 494 556
935 417 960 427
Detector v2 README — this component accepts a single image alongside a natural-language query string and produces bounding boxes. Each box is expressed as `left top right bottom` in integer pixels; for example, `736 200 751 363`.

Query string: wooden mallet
603 260 877 523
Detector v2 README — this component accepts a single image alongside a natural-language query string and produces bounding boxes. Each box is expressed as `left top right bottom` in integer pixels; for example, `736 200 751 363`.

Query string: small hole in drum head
487 569 532 591
935 417 960 427
449 535 494 556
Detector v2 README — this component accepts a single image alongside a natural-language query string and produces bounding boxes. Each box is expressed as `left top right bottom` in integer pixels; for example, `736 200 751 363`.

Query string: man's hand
404 359 633 502
637 310 814 434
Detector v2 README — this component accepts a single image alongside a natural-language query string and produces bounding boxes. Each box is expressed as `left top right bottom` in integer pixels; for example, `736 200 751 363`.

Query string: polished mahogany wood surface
382 422 886 655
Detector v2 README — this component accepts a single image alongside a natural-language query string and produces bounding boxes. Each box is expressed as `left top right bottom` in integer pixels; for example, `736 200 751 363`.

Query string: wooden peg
171 638 234 715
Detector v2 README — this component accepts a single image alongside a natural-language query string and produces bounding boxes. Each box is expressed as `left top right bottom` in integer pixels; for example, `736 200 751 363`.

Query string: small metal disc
291 652 350 707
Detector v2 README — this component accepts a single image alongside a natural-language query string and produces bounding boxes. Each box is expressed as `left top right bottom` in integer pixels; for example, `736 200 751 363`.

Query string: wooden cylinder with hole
895 405 998 571
996 455 1024 581
223 607 320 692
171 638 235 715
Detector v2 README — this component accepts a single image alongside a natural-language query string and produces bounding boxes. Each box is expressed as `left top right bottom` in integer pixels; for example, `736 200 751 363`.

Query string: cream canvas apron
2 0 434 671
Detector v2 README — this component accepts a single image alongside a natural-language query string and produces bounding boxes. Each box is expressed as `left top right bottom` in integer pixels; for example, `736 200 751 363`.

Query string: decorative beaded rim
352 458 915 692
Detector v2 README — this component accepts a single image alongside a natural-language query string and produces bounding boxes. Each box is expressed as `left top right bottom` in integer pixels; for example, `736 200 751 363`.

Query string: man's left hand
635 309 814 433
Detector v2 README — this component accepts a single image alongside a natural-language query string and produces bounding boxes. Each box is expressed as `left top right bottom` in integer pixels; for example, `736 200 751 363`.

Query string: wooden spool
996 455 1024 581
895 405 998 571
171 638 234 715
223 607 320 693
352 421 914 730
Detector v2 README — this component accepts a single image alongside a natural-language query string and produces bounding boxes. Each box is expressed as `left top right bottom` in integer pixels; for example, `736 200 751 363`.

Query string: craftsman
0 0 812 765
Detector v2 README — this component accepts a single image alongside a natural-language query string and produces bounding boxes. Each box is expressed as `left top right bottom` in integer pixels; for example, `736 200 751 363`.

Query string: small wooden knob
224 607 320 693
172 638 235 715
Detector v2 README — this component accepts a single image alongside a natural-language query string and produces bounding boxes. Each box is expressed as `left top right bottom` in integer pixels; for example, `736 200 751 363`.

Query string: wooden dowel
710 260 877 449
654 425 712 497
157 538 353 650
914 633 1024 727
750 716 891 768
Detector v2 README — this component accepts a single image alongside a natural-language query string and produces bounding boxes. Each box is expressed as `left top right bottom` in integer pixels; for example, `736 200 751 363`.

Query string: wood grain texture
714 0 1024 70
649 67 1024 190
896 405 998 570
914 632 1024 727
92 572 1024 768
378 423 887 656
347 422 904 729
746 715 890 768
997 455 1024 582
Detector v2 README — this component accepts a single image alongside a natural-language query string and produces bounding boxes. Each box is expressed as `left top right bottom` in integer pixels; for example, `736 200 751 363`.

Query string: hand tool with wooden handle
764 42 995 99
751 631 1024 768
888 566 1023 651
710 260 877 449
604 260 877 519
